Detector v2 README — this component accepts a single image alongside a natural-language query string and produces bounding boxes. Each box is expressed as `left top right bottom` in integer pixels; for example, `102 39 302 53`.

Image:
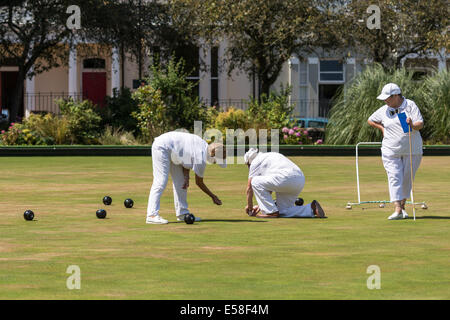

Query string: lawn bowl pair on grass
99 201 196 224
96 196 134 219
102 196 134 208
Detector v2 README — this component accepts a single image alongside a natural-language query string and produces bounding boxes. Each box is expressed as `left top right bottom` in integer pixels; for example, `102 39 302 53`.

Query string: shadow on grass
413 216 450 220
179 219 268 223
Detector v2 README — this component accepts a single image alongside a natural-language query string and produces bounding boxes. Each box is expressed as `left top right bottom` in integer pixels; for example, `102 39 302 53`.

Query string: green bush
214 107 250 133
1 123 29 145
325 64 421 145
147 57 207 131
246 86 294 140
416 70 450 144
98 88 139 134
98 125 138 145
131 85 167 143
326 65 450 145
57 99 102 144
24 113 71 145
0 120 56 146
203 106 220 129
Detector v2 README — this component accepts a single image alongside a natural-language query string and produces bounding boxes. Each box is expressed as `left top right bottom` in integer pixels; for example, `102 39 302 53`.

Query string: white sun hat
377 83 401 100
244 148 259 165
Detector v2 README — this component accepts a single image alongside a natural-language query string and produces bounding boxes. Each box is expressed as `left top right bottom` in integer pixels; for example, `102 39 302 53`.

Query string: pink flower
316 139 323 144
298 141 303 145
293 126 299 131
283 135 288 140
295 132 301 137
288 129 295 135
303 130 308 135
10 123 15 126
282 127 289 133
1 130 4 134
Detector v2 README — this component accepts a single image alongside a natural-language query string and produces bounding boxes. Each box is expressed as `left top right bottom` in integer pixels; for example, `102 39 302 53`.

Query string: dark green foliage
98 88 139 134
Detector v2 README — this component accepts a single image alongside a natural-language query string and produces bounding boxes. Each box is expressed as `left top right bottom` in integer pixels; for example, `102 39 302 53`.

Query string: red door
82 72 106 107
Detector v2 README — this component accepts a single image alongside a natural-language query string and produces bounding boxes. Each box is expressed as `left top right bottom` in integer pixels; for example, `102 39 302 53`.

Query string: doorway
0 71 24 119
318 84 341 118
82 72 107 107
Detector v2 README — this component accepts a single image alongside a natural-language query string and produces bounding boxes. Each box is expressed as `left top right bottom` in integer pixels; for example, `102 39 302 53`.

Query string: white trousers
382 153 422 202
147 144 190 218
251 173 314 218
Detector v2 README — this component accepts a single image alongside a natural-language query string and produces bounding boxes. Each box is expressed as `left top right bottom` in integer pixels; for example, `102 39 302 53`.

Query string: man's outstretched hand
212 195 222 205
245 205 260 216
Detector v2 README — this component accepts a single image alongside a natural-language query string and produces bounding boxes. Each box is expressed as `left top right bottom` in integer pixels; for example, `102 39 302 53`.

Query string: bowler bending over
146 131 226 224
244 148 326 219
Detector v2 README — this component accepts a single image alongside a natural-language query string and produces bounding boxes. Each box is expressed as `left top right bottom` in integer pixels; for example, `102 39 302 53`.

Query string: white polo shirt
154 131 208 177
249 152 303 178
368 98 423 156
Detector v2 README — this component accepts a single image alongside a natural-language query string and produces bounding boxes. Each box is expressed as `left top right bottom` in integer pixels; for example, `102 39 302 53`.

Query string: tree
337 0 449 69
170 0 338 99
0 0 100 122
83 0 193 81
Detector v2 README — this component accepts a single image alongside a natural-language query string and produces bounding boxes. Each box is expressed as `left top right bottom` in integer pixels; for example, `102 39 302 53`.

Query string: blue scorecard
397 112 412 133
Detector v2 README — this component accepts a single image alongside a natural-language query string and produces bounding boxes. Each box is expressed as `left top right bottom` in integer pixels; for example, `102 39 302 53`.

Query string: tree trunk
260 78 271 98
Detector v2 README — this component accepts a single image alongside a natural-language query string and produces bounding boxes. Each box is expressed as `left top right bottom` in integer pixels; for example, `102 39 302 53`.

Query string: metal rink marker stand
346 142 427 212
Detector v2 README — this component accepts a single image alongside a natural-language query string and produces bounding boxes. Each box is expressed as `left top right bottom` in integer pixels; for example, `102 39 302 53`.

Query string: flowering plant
0 122 43 145
281 127 324 145
281 126 312 145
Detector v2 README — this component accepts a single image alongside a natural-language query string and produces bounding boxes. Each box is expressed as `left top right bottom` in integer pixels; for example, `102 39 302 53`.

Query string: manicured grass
0 156 449 299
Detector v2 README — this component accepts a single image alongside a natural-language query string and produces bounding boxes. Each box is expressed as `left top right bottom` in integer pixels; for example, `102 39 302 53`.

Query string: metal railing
20 94 333 119
24 92 84 115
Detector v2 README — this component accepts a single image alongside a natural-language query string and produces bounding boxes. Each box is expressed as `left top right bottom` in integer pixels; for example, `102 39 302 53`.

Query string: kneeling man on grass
146 131 226 224
244 148 326 219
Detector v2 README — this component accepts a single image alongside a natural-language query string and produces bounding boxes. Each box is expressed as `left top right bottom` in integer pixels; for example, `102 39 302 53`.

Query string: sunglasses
389 108 400 116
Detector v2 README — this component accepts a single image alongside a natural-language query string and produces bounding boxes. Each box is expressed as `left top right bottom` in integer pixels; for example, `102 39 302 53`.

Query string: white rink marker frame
346 142 427 209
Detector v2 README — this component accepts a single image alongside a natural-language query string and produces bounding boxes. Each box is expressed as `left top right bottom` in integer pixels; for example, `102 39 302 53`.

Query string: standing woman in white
244 148 326 219
146 131 226 224
368 83 424 220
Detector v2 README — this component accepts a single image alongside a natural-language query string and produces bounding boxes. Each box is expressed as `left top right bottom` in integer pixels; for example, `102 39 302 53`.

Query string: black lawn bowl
103 196 112 205
295 198 304 206
124 198 134 208
96 209 107 219
24 210 34 221
184 213 195 224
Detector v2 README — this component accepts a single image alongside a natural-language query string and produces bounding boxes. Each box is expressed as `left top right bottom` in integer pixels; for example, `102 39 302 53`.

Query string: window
404 58 438 80
308 121 327 128
175 44 199 97
320 60 344 82
296 61 308 117
83 58 105 69
0 58 17 67
211 46 219 106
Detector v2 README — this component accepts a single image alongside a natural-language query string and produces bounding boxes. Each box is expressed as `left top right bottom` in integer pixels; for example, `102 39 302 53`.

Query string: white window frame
319 59 345 84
